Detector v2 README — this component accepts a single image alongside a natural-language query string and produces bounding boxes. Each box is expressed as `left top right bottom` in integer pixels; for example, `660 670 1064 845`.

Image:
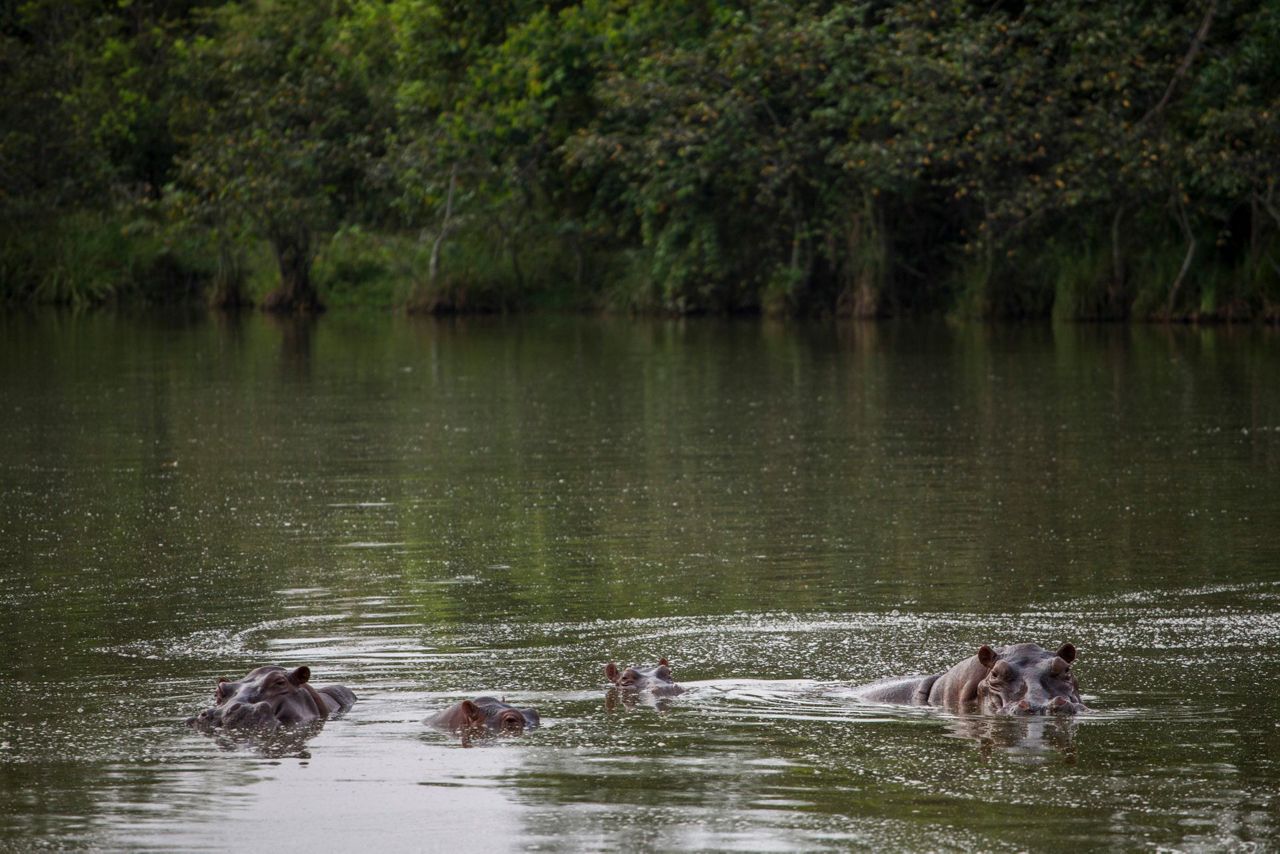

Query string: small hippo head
976 643 1089 716
469 697 540 733
188 665 324 730
604 658 684 696
427 697 539 735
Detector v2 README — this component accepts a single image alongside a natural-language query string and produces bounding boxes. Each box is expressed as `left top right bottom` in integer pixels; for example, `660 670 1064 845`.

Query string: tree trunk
507 230 525 293
1164 197 1196 320
1108 205 1128 317
428 165 458 287
208 243 249 310
262 228 322 314
837 201 885 318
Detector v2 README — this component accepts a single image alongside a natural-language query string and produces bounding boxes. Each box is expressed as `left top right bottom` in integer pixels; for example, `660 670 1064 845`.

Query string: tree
0 1 207 216
170 0 394 312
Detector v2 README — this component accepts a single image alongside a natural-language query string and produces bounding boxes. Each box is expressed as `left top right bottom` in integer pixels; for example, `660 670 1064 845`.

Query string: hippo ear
1056 643 1077 663
977 645 998 669
288 666 311 685
460 700 485 727
658 658 669 666
605 662 620 684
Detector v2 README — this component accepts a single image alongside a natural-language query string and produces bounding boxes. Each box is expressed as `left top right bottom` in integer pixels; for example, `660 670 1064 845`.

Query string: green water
1 313 1277 852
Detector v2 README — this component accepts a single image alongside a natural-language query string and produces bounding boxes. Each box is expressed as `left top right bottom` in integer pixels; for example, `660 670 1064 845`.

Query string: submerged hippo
854 643 1090 715
604 658 684 697
187 665 356 730
426 697 540 734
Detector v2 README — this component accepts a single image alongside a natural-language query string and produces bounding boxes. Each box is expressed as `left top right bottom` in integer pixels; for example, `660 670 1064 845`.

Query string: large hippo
604 658 684 697
188 665 356 730
426 697 540 734
854 643 1090 715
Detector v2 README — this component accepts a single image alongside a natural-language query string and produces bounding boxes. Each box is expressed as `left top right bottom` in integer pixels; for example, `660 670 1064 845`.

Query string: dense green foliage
2 0 1277 318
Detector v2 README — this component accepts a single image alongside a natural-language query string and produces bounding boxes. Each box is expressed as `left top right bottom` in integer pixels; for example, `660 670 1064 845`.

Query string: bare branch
1111 204 1126 302
1254 189 1280 232
1140 0 1218 126
1165 192 1196 317
428 164 458 287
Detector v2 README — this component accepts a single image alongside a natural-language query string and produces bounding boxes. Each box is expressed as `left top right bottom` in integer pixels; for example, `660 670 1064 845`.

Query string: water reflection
424 726 534 750
942 714 1079 764
271 314 316 380
0 314 1277 851
192 720 327 760
603 687 680 714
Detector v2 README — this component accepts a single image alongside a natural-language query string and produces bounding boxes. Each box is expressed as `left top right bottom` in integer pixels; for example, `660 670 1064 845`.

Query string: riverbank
3 211 1279 323
7 3 1278 325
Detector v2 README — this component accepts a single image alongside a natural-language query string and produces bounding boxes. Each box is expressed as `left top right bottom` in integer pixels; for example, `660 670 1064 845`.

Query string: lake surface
1 313 1277 852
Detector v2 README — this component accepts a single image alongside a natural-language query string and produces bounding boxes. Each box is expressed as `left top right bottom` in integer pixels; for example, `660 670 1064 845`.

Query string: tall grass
312 227 418 311
400 222 591 314
3 208 1276 319
949 249 1055 320
946 220 1280 323
1049 238 1119 322
0 211 222 308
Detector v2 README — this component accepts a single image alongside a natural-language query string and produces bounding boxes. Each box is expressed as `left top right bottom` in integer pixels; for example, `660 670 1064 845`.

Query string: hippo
604 658 684 697
854 643 1089 715
187 665 356 730
425 697 540 735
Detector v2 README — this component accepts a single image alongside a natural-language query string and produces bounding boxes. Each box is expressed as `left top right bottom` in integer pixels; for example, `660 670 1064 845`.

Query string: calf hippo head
427 697 540 735
976 643 1089 715
605 658 684 696
188 665 326 730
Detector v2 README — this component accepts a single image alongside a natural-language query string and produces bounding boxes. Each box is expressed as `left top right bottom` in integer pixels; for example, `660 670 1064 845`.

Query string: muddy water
1 314 1277 851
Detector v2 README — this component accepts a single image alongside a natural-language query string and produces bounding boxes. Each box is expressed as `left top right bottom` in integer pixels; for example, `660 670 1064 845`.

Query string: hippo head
187 665 324 730
605 658 684 696
975 643 1089 716
427 697 539 736
467 697 540 733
